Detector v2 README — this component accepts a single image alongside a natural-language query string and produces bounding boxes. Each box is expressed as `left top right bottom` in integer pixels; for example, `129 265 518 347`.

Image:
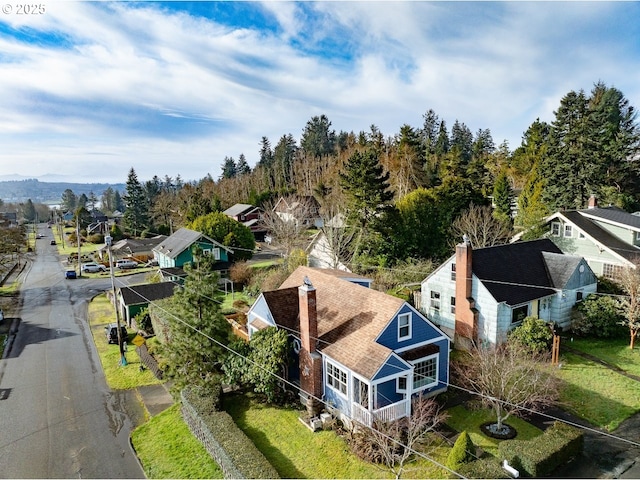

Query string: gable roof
472 239 565 305
119 282 175 306
223 203 259 218
153 227 231 259
551 211 640 263
275 266 403 379
579 206 640 231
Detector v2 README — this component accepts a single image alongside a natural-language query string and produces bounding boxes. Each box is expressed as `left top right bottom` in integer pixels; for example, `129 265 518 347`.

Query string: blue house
247 266 450 428
152 227 233 272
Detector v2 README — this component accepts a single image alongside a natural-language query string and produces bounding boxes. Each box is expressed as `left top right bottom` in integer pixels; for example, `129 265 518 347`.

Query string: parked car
65 270 77 279
105 323 128 344
50 240 57 245
82 262 106 273
115 259 138 269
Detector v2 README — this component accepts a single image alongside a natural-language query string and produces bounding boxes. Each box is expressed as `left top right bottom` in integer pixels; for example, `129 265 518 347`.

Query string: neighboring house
117 282 175 326
421 238 597 348
0 212 18 227
541 196 640 280
223 203 267 242
306 213 351 271
153 228 233 275
247 266 450 428
97 235 167 263
273 195 323 229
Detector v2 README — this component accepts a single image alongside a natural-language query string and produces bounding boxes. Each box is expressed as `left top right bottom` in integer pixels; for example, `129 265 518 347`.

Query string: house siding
420 256 457 336
376 379 404 408
373 355 410 381
377 305 446 350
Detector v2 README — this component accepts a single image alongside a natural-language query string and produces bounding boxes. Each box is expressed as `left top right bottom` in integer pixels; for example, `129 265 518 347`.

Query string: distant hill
0 179 126 204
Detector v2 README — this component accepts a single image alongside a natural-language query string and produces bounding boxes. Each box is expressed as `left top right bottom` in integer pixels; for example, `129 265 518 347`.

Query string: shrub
87 233 104 244
456 457 509 479
446 431 476 471
498 421 583 477
508 316 553 354
230 261 253 286
571 294 626 338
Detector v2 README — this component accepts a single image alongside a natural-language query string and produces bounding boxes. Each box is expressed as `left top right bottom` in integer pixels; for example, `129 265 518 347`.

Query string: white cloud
0 1 639 183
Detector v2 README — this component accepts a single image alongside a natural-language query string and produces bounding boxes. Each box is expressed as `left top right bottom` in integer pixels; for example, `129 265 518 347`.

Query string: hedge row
455 457 510 479
498 421 583 477
181 388 279 479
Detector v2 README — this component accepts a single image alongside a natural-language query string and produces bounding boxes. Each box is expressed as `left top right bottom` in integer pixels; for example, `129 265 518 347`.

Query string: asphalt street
0 226 146 478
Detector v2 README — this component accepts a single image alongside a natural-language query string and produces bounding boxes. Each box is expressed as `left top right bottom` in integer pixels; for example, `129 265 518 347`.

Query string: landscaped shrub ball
446 431 476 470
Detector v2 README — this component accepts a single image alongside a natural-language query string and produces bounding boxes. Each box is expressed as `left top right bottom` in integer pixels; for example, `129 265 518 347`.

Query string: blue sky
1 1 639 184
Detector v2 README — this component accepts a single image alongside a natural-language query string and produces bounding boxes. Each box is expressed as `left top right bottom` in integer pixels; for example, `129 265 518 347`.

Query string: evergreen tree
516 163 549 239
23 199 36 222
87 191 98 212
492 170 513 224
158 247 231 393
450 120 473 164
257 136 273 168
273 134 297 190
122 168 150 237
60 189 77 213
421 108 440 156
221 156 237 179
300 114 336 159
236 153 251 175
77 193 88 210
113 190 125 212
101 187 115 214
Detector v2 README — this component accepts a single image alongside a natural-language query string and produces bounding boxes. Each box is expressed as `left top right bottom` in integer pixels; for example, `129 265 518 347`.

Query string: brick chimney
455 236 478 350
588 195 598 209
298 277 323 416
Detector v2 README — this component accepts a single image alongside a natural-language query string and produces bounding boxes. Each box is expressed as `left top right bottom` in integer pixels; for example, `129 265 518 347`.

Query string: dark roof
119 282 176 306
560 211 640 262
160 267 187 277
579 206 640 230
223 203 258 217
153 228 230 259
472 239 562 305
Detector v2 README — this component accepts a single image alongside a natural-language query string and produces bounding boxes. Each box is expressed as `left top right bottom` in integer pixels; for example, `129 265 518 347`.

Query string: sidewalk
136 382 175 417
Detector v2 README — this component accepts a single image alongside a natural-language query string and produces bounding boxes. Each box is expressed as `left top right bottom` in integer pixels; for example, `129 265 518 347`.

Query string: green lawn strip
564 337 640 377
131 404 223 479
556 352 640 431
445 404 543 458
219 291 253 311
224 393 448 479
88 293 161 390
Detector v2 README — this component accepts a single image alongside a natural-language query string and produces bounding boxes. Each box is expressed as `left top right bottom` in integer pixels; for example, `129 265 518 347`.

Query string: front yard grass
88 293 162 390
564 336 640 377
445 404 543 457
555 351 640 431
131 404 223 479
224 393 450 479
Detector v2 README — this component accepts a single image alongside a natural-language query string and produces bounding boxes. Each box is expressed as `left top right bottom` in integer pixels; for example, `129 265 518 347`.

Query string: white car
82 262 106 273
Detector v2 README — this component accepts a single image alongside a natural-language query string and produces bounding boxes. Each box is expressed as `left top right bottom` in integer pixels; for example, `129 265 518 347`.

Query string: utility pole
76 214 82 278
106 235 127 367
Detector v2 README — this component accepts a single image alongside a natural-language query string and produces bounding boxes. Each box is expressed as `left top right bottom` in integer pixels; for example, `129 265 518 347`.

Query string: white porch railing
351 399 409 427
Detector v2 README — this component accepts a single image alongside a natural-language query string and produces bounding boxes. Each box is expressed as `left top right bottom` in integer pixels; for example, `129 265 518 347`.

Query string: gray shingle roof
153 228 229 259
223 204 257 217
472 239 566 305
579 207 640 230
119 282 175 306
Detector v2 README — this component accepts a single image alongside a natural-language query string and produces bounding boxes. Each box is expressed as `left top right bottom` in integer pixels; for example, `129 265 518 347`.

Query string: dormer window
398 313 411 340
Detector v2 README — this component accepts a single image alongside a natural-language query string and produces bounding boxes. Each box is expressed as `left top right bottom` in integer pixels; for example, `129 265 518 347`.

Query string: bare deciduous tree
260 196 316 256
453 342 559 432
451 203 511 248
354 395 448 479
616 259 640 349
310 205 356 270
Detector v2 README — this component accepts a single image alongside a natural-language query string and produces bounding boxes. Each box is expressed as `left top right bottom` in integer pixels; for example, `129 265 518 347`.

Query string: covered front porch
349 376 411 427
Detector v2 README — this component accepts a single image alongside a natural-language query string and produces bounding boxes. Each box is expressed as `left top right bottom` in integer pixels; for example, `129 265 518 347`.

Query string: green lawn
564 336 640 377
445 404 543 457
224 393 450 479
88 293 162 390
131 404 223 479
555 351 640 431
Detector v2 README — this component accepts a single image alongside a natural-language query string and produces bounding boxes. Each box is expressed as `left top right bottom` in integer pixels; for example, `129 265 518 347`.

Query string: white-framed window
564 224 573 237
551 222 560 236
398 313 411 340
511 304 528 324
413 355 438 390
430 291 441 311
397 376 408 393
450 296 456 314
326 361 348 396
450 263 456 281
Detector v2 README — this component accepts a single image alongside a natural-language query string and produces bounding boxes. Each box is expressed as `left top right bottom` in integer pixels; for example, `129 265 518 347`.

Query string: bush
498 421 583 477
87 233 104 244
456 457 509 479
571 295 626 338
508 316 553 354
446 431 476 471
230 261 253 286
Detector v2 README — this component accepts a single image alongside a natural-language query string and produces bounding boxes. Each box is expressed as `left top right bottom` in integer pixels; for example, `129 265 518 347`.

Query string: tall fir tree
122 168 150 237
492 170 513 224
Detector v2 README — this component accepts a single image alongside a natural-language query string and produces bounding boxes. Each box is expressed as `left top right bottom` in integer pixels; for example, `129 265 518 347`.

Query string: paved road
0 226 145 478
